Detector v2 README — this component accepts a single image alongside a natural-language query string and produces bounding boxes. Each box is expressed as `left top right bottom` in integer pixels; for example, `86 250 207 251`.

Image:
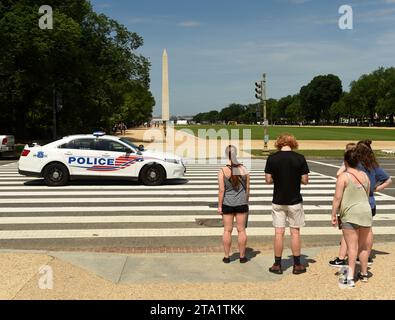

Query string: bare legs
274 227 301 258
222 214 233 258
342 227 371 278
342 229 358 278
222 213 248 259
338 236 348 260
358 227 371 275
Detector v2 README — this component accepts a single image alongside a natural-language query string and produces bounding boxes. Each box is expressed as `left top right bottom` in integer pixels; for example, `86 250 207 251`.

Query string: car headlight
165 158 179 164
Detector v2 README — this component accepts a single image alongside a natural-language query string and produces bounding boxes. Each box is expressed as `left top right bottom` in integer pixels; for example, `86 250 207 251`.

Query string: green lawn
175 125 395 141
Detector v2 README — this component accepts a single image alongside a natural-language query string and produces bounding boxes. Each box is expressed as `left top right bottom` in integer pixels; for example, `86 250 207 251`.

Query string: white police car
18 132 185 186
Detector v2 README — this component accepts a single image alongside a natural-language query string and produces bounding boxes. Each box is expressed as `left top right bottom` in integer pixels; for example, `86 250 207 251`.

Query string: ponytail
226 145 241 190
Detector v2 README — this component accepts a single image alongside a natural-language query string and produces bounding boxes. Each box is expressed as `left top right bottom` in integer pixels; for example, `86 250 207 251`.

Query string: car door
59 138 99 176
93 139 140 178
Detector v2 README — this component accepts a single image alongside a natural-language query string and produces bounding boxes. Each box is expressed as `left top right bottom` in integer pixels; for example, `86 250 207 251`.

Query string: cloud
128 17 155 24
178 21 201 28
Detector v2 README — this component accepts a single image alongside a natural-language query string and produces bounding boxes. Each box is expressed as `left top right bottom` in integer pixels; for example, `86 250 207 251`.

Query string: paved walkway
1 243 394 299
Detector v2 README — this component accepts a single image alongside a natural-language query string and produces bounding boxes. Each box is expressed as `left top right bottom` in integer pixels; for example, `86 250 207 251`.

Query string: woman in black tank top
218 145 250 264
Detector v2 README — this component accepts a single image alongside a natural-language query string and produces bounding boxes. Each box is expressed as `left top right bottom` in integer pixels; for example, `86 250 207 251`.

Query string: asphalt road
0 158 394 251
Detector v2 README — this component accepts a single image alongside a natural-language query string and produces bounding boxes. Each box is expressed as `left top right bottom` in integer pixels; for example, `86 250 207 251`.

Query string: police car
18 132 185 186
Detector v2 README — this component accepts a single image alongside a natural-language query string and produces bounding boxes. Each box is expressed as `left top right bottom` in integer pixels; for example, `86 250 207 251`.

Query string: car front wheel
43 163 69 186
140 164 166 186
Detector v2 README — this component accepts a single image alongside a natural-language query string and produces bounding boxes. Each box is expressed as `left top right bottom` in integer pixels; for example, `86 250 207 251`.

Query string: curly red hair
275 133 299 150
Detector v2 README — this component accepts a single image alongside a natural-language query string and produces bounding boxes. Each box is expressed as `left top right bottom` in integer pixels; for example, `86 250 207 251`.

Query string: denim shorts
342 222 360 230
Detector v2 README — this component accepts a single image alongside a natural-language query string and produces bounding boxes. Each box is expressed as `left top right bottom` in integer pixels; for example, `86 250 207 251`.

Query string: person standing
218 145 250 264
265 133 309 275
331 149 372 287
329 141 392 267
355 141 392 262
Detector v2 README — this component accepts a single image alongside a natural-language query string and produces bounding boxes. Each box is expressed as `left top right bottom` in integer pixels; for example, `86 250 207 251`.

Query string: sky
91 0 395 117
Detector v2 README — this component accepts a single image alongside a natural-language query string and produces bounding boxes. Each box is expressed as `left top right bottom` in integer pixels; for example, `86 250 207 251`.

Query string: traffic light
255 81 262 100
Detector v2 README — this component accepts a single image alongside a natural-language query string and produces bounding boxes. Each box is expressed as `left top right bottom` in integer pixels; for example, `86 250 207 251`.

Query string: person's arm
375 177 392 192
246 173 250 202
264 157 273 184
332 174 346 226
265 173 273 184
336 164 346 178
301 156 310 185
374 168 392 192
218 169 225 215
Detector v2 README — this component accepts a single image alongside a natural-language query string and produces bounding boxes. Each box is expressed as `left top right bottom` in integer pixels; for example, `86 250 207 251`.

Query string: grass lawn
175 125 395 141
251 149 395 158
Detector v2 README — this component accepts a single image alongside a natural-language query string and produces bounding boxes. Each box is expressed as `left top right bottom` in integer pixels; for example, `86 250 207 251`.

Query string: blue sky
91 0 395 117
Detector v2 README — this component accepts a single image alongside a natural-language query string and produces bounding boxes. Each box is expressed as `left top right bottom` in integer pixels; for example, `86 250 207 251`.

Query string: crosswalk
0 160 395 245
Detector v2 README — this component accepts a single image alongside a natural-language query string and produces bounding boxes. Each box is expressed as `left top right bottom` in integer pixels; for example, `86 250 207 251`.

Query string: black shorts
222 204 249 214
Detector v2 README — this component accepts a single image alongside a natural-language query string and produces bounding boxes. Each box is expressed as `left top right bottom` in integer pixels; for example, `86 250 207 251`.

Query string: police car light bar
93 131 106 137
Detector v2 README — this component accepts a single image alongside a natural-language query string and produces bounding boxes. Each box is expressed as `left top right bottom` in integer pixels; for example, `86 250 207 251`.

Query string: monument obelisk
162 49 170 138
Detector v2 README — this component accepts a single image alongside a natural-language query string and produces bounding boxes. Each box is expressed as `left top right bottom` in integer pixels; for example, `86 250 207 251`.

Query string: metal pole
262 74 268 150
52 86 57 140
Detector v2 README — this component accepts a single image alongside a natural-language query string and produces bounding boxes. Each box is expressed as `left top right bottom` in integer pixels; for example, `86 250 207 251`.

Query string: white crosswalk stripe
0 160 395 242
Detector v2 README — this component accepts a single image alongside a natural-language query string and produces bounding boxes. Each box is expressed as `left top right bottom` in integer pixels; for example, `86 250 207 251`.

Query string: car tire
140 164 166 186
43 163 69 186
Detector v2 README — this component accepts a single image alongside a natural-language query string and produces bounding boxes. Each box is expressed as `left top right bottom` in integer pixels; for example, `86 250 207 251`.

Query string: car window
94 139 132 153
59 139 95 150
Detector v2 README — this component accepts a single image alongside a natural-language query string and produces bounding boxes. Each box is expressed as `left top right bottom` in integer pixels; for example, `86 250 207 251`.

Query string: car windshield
119 138 140 150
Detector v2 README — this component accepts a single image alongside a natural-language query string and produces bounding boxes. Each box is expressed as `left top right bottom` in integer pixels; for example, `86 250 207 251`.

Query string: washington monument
162 49 170 137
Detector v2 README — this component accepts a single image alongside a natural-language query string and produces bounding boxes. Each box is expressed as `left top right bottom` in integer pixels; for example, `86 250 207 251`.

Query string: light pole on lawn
255 73 268 150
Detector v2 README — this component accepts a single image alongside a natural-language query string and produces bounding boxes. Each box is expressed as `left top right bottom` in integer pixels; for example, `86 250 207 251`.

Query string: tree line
0 0 155 139
193 67 395 127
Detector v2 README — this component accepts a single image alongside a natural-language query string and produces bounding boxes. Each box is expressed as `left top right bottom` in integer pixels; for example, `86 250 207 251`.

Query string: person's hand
217 207 223 215
332 215 338 227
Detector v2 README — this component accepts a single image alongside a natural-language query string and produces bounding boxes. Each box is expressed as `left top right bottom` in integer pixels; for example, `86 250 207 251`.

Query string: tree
299 74 343 123
0 0 154 139
348 68 387 124
219 104 245 123
376 67 395 126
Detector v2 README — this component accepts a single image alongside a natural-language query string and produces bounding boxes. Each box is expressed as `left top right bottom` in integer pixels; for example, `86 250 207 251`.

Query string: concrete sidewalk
0 244 394 300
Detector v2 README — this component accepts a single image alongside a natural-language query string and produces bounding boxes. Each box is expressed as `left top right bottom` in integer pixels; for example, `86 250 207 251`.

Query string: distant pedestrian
218 145 250 264
265 133 309 275
331 148 372 287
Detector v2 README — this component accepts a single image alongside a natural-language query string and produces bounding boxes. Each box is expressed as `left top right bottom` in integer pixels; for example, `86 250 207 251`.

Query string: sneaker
269 264 283 275
356 257 373 266
293 264 307 275
329 257 347 268
357 272 369 283
346 279 356 288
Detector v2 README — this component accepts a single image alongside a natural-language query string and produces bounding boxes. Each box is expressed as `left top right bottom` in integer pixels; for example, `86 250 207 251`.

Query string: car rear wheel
140 164 166 186
43 163 69 186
